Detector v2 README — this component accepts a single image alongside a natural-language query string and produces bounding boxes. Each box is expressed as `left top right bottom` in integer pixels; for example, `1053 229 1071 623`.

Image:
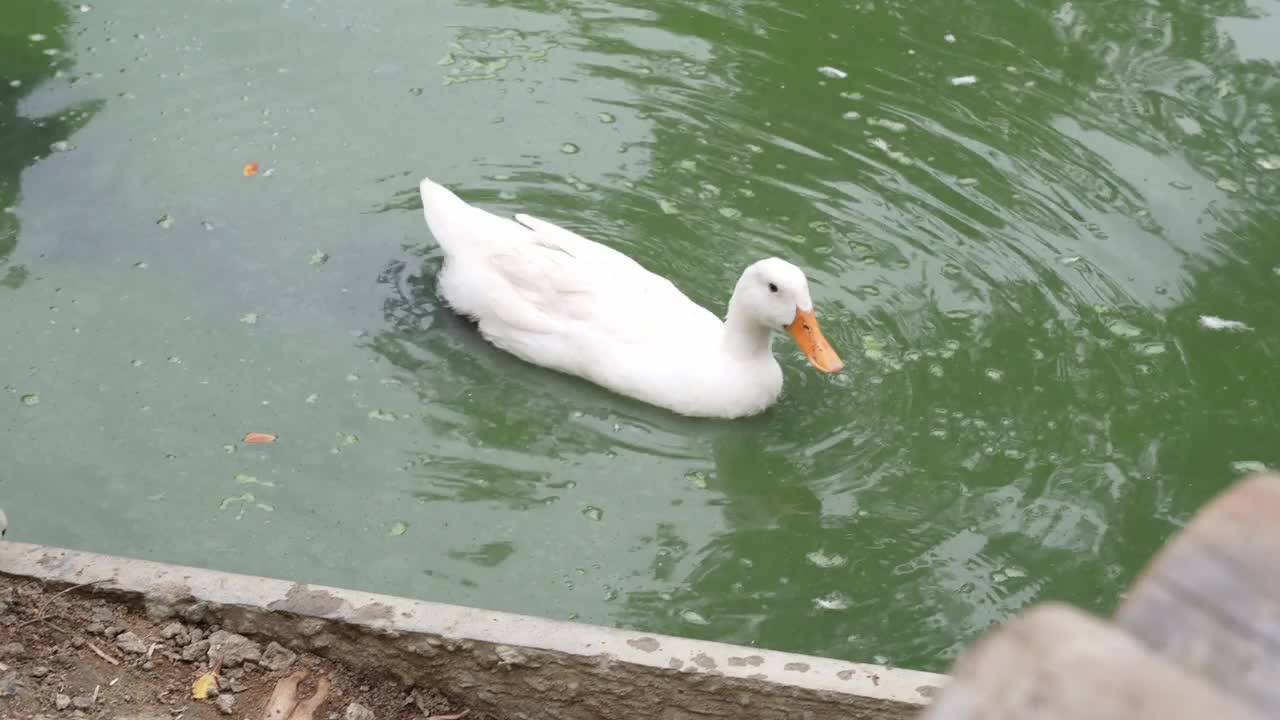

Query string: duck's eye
768 283 778 293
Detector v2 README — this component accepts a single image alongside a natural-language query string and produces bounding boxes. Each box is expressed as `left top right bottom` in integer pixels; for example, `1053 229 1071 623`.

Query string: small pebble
32 666 51 678
72 695 94 710
116 631 148 654
56 694 71 710
215 694 237 716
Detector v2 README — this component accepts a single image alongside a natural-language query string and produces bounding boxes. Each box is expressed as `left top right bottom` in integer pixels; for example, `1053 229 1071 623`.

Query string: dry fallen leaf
243 162 259 177
243 432 277 444
192 671 218 699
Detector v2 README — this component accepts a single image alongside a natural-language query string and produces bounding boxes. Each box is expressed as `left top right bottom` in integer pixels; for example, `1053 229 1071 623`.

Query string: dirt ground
0 575 480 720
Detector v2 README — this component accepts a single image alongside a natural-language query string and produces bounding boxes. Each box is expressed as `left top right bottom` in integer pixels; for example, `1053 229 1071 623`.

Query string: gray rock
90 607 114 624
70 637 85 649
186 628 205 645
181 639 211 662
206 631 260 667
32 666 51 678
115 632 148 655
214 694 236 716
159 622 185 640
103 626 125 638
344 703 375 720
0 642 24 658
260 642 297 671
55 693 71 710
84 623 105 636
179 603 208 623
72 695 94 710
0 670 23 697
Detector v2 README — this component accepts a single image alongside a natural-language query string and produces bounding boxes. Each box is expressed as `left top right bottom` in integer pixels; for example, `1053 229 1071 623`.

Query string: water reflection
361 0 1280 670
1 0 1275 675
0 1 102 279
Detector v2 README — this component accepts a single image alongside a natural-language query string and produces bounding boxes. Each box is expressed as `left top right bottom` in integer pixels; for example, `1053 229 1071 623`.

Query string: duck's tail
418 177 474 251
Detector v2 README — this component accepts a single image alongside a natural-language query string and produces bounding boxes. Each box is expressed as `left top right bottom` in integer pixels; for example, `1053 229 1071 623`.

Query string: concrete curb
0 542 945 719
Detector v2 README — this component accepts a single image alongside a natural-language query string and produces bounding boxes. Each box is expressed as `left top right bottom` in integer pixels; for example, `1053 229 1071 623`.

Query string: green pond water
3 0 1279 672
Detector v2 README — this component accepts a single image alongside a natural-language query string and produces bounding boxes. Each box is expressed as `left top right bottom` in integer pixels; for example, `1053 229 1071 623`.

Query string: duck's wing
486 214 721 344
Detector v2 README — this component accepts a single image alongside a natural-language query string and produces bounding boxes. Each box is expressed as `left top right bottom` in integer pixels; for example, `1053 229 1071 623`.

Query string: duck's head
732 258 844 373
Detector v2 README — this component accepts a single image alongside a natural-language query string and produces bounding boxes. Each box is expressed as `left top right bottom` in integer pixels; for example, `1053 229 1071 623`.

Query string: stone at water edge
345 703 375 720
205 630 262 667
0 506 7 538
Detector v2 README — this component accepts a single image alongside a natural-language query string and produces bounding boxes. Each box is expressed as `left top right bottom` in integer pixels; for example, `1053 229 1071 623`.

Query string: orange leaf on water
243 432 276 444
242 162 259 177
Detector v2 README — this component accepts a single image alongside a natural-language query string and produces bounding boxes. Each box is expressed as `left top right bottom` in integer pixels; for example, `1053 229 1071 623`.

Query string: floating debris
944 32 956 43
219 492 255 519
28 33 47 42
985 368 1005 382
242 432 276 444
242 162 259 177
597 112 616 123
684 470 709 489
805 550 848 568
1106 319 1142 338
560 142 580 155
20 393 39 407
1168 180 1192 190
368 409 397 422
868 117 908 133
817 66 848 79
309 250 329 266
235 473 276 487
305 393 319 404
156 214 175 229
814 592 852 611
1198 315 1251 332
1231 460 1268 474
389 521 408 536
239 312 258 325
49 140 75 153
862 335 887 361
949 75 978 86
1215 177 1241 193
582 505 604 521
680 610 710 626
841 110 861 120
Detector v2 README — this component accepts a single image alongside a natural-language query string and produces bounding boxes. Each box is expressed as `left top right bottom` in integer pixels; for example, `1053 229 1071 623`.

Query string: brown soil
0 575 479 720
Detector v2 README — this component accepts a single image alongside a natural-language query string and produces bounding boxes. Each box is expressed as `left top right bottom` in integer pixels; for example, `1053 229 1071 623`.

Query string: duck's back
418 178 724 379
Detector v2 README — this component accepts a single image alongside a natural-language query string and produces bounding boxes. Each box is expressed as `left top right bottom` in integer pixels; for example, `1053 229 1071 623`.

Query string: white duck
418 177 844 419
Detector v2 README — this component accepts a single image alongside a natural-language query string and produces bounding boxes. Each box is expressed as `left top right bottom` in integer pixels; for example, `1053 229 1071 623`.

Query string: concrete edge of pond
0 541 945 719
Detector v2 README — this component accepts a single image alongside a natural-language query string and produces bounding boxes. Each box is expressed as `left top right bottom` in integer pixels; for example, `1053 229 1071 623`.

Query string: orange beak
787 308 844 373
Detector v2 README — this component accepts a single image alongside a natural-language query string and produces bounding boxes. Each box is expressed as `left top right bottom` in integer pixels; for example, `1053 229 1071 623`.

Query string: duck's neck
723 297 774 361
